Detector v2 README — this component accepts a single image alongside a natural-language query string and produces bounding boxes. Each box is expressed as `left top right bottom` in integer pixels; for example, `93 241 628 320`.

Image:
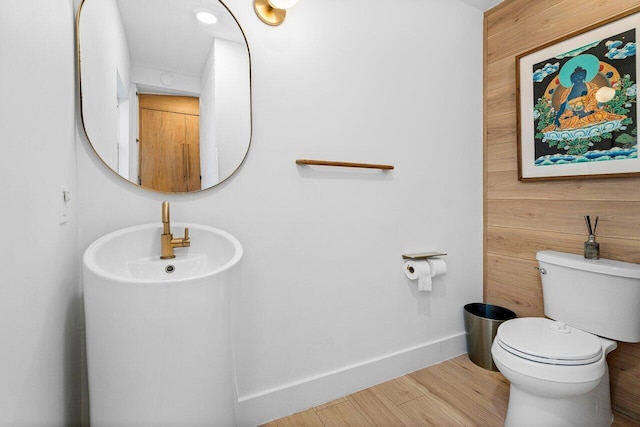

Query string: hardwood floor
262 355 639 426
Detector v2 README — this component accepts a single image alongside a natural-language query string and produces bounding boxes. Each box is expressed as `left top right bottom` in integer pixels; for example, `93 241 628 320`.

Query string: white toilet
491 250 640 427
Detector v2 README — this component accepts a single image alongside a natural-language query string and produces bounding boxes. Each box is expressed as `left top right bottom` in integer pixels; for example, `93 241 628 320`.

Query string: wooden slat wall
484 0 640 421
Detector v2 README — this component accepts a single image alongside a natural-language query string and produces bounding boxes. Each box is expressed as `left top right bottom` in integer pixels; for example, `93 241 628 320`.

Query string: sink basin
82 223 242 426
126 253 209 280
84 222 242 284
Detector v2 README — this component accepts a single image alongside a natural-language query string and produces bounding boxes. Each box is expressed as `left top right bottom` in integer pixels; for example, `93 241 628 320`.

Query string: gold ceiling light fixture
254 0 298 26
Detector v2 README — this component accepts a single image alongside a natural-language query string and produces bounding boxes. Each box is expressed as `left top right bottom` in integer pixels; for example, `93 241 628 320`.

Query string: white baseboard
236 332 467 427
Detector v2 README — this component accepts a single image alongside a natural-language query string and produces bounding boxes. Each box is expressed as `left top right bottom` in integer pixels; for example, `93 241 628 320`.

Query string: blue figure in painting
543 55 626 133
553 67 590 126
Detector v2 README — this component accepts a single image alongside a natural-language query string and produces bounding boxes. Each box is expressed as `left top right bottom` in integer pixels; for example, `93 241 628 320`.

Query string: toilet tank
537 250 640 343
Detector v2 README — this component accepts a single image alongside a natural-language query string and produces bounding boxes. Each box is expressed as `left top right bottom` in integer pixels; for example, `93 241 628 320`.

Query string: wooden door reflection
139 94 201 192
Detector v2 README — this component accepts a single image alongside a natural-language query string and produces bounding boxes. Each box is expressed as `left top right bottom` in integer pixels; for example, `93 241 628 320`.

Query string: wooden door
139 94 201 192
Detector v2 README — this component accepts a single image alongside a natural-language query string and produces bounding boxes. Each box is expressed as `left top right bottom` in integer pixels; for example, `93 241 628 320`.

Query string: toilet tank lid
537 250 640 279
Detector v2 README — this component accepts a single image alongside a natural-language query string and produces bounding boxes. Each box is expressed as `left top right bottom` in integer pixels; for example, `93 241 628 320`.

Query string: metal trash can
463 303 516 371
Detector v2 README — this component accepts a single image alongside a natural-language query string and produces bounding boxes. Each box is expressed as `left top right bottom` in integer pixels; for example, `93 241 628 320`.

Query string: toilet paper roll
404 260 432 291
427 258 447 278
404 258 447 292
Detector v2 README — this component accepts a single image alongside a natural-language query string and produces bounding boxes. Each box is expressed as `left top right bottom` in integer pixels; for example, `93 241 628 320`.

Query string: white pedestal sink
83 223 242 427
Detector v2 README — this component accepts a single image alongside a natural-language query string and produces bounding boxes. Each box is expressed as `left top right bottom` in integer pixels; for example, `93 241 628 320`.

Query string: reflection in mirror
77 0 251 193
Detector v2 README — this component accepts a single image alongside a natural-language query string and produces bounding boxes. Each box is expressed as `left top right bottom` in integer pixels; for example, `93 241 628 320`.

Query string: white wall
200 41 220 187
214 38 251 181
0 0 80 425
77 0 484 424
131 65 201 95
78 0 130 171
200 37 252 188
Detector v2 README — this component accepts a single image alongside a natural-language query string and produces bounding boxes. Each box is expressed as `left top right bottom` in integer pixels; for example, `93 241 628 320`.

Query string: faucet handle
184 227 190 241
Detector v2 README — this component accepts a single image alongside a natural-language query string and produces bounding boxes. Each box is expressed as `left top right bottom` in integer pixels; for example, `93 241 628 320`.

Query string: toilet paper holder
402 252 446 260
402 252 447 273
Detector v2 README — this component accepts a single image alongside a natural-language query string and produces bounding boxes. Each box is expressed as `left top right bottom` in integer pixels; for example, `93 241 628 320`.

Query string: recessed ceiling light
196 11 217 24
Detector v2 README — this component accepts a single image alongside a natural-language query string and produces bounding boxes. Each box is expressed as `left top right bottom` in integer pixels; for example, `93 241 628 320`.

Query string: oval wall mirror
77 0 252 193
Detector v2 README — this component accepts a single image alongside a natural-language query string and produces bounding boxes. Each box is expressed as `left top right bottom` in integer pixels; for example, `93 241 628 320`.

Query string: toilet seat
496 318 602 365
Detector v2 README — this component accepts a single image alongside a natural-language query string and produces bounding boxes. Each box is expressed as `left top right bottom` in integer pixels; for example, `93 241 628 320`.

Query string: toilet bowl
492 318 617 426
490 250 640 427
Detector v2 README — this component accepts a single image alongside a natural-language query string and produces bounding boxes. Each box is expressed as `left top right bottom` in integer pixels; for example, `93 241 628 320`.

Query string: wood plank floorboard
262 355 639 426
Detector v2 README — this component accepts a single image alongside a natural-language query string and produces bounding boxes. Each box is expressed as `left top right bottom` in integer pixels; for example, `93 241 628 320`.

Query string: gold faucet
160 201 190 259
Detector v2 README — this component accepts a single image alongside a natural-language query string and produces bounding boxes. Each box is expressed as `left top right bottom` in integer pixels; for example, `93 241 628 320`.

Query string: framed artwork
517 7 640 181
